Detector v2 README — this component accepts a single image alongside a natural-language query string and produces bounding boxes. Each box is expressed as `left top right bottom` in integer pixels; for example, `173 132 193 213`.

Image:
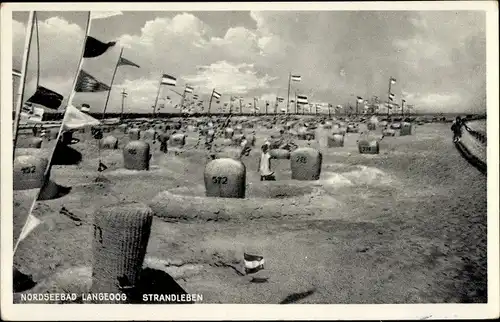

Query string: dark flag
75 70 110 92
117 56 140 68
26 86 64 109
84 36 116 58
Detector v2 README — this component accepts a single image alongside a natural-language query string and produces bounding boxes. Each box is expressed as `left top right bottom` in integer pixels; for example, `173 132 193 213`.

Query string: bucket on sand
123 141 150 171
204 158 246 198
13 155 49 190
290 147 322 181
91 203 153 302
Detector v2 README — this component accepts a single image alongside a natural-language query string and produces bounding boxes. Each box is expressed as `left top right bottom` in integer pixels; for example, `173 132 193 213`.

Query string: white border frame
1 2 498 320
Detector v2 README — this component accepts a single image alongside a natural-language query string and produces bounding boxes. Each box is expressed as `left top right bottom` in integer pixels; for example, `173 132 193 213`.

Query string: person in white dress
258 142 275 181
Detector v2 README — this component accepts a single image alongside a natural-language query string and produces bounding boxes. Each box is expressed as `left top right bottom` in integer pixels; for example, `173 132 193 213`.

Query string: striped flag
12 69 22 78
185 85 194 94
389 93 395 101
161 74 177 86
336 105 342 109
390 77 397 85
117 56 140 68
291 75 301 82
83 36 116 58
277 97 285 102
297 95 308 105
212 90 221 99
357 96 364 103
75 70 110 92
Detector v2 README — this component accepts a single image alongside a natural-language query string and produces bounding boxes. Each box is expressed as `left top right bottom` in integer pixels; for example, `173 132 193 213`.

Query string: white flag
18 214 42 242
62 104 101 130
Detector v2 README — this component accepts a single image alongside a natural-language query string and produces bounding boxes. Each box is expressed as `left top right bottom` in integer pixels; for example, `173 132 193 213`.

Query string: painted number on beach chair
296 156 307 164
21 166 36 174
212 176 228 184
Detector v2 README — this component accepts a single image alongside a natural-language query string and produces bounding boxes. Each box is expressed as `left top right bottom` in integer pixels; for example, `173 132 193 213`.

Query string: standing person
451 116 463 143
258 143 275 181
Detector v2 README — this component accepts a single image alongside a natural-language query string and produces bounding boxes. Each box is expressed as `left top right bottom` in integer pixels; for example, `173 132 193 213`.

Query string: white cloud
183 61 277 95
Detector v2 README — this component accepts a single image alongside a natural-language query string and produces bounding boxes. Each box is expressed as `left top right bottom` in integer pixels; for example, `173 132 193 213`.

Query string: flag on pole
212 90 221 99
161 74 177 86
389 93 395 101
402 99 406 103
390 77 397 85
18 214 42 242
297 95 308 105
75 70 111 92
277 97 285 102
357 96 363 103
336 105 342 109
185 85 194 93
12 69 22 78
117 56 140 68
62 104 101 130
291 75 301 82
83 36 116 58
90 11 123 20
26 86 64 109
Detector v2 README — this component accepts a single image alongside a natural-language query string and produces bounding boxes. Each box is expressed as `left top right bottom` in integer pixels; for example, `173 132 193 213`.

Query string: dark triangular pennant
75 70 110 92
26 86 64 109
84 36 116 58
117 56 140 68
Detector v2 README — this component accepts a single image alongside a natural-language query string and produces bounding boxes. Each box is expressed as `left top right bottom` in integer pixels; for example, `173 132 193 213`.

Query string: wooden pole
152 73 163 118
12 11 36 156
102 47 123 119
286 72 291 114
120 89 127 119
208 89 214 116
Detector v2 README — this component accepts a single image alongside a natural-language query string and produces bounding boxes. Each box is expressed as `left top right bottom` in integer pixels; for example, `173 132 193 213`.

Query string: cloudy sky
12 10 486 114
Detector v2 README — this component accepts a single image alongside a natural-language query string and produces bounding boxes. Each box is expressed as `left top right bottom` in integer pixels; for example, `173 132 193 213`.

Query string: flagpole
101 47 123 119
239 98 242 115
387 77 392 119
153 73 163 118
12 11 36 156
286 72 291 115
401 99 405 119
14 11 93 255
208 89 214 116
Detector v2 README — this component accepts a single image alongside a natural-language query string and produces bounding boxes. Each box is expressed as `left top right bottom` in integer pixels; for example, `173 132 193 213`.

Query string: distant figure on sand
451 116 464 143
240 136 252 157
258 143 275 181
